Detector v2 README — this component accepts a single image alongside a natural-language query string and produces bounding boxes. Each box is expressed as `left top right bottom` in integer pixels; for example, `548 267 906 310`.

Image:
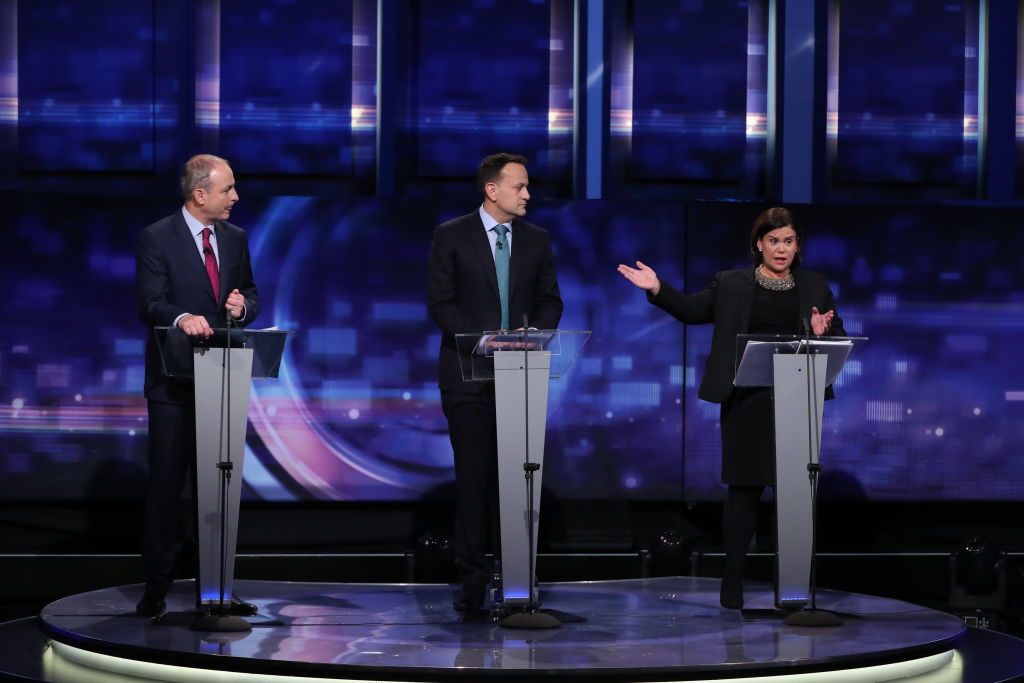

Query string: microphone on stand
800 317 820 484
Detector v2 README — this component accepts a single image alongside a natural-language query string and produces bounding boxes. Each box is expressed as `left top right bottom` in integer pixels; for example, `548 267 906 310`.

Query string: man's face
194 162 239 222
486 162 530 221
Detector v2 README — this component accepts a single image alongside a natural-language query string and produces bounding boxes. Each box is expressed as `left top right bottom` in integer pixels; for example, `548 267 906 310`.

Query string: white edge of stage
44 639 957 683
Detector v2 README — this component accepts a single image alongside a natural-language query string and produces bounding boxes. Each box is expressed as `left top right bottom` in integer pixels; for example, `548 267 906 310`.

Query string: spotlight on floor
644 529 689 577
949 537 1006 629
412 532 455 583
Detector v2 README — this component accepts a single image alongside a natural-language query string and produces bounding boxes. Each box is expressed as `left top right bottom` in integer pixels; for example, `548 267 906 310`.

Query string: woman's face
757 225 799 277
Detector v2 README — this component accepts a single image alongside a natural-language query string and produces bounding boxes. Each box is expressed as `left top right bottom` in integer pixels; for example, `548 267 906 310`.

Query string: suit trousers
141 398 197 598
441 387 501 589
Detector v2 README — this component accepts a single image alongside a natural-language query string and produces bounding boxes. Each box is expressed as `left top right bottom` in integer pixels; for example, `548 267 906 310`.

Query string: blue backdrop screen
17 0 157 171
207 0 370 176
1 194 1022 502
606 0 767 194
0 194 684 502
830 0 976 187
395 0 574 190
681 202 1024 500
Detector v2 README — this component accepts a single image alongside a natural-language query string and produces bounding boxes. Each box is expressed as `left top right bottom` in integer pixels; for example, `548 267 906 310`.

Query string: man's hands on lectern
178 314 214 338
484 328 539 352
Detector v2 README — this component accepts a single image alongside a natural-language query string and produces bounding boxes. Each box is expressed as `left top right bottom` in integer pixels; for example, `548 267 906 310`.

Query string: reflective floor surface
0 577 1018 681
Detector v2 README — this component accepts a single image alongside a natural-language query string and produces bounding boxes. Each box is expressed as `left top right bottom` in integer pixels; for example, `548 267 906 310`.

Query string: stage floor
2 576 1019 681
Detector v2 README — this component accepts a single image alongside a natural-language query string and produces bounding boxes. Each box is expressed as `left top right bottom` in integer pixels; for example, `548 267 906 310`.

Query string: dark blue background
0 0 1021 503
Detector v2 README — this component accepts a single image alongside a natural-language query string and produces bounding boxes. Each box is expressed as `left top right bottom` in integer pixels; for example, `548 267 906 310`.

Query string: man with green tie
427 153 563 615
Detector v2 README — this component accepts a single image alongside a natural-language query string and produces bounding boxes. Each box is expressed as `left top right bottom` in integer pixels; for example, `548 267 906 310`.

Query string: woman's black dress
719 284 799 486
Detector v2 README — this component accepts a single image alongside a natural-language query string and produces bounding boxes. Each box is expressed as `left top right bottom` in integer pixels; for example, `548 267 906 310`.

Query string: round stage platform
2 577 1023 681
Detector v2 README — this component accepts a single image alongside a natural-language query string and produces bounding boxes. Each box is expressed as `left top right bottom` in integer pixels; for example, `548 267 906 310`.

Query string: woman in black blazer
618 207 844 609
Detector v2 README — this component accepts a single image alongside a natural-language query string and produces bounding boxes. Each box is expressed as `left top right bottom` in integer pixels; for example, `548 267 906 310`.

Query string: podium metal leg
494 351 551 607
193 347 253 609
771 353 827 610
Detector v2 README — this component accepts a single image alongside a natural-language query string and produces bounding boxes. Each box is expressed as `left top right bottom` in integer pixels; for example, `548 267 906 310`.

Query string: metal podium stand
455 330 590 612
734 334 866 610
154 326 290 617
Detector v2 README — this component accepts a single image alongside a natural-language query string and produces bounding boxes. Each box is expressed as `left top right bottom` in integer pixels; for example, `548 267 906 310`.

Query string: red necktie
201 227 220 301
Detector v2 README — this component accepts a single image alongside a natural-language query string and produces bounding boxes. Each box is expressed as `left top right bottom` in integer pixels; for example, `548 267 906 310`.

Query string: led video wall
2 0 1022 505
607 0 768 195
392 0 575 194
0 194 686 502
827 0 978 192
2 194 1023 503
681 202 1024 501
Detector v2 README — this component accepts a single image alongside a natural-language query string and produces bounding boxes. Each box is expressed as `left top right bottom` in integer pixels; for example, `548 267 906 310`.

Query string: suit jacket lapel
469 215 500 300
508 219 525 300
736 268 755 333
174 212 218 304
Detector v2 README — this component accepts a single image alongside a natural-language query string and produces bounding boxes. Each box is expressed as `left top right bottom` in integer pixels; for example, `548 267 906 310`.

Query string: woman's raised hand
810 306 834 336
617 260 660 295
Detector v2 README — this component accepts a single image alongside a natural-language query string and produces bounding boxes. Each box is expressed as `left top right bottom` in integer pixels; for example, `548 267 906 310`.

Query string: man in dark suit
427 153 563 613
134 154 259 616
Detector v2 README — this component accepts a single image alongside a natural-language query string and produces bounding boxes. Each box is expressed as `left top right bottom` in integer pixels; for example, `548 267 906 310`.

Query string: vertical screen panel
1017 0 1024 196
205 0 374 176
18 0 155 171
397 0 573 194
608 0 767 195
0 0 16 173
830 0 977 188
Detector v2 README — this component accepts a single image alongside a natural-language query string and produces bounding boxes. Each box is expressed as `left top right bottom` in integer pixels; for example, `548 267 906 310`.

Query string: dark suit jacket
428 211 563 393
136 210 259 404
649 268 845 403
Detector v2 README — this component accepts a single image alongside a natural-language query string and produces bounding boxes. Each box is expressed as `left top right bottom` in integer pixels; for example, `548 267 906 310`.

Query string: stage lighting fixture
412 532 455 583
645 529 689 577
949 537 1006 621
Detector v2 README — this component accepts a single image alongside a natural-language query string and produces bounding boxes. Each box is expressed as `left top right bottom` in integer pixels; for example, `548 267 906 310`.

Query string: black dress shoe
228 595 258 616
135 593 167 618
719 579 744 610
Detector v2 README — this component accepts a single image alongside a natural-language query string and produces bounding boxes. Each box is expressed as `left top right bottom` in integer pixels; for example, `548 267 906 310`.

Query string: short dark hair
180 154 230 202
750 206 802 267
477 153 528 195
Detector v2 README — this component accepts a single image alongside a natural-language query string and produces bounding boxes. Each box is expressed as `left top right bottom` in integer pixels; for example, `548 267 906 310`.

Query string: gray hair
180 154 230 202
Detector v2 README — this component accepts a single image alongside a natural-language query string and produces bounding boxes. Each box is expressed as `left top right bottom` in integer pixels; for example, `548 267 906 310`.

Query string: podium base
500 610 561 629
784 609 844 627
191 613 252 632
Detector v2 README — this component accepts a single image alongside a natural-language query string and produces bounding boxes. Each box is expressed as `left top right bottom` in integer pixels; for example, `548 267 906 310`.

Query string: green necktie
494 224 510 330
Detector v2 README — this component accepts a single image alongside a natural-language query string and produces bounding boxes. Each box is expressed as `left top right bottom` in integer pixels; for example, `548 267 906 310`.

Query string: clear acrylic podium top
733 334 867 388
154 326 293 379
454 329 591 382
